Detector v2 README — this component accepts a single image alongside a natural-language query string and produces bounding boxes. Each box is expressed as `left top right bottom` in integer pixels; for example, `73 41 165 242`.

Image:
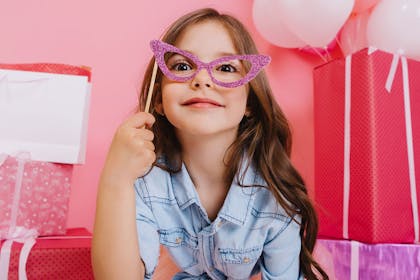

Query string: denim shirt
134 161 303 280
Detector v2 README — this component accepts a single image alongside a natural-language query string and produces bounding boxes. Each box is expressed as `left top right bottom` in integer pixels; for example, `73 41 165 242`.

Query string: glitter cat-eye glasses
150 40 271 88
144 40 270 112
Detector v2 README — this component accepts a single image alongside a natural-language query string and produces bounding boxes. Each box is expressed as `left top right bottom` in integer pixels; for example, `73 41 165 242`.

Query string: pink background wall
0 0 329 231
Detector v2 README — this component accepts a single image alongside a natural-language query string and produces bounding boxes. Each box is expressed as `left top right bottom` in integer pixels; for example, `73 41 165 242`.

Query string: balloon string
306 45 328 63
324 47 332 61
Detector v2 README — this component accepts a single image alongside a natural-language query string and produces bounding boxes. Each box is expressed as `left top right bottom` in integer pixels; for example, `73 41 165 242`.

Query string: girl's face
159 21 248 139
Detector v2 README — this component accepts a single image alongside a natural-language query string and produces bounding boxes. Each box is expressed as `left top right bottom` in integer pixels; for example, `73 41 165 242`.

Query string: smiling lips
182 98 224 108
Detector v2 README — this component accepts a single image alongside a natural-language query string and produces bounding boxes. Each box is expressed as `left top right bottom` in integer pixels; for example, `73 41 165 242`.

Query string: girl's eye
173 63 192 71
217 64 237 73
167 57 194 72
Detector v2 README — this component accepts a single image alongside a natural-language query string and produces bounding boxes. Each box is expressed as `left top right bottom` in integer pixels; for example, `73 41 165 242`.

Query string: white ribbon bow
0 227 39 280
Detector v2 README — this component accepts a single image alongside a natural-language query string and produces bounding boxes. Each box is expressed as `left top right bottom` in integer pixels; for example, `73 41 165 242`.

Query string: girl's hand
101 112 156 185
93 112 154 279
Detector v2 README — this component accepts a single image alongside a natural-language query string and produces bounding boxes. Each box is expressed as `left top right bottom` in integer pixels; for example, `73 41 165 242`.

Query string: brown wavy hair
138 8 328 280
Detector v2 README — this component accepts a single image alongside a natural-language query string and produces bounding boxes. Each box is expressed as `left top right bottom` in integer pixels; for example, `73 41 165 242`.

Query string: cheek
227 89 248 114
160 82 176 110
160 83 182 123
161 94 173 117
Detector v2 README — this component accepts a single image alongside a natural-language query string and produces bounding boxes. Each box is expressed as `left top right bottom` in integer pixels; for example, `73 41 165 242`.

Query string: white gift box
0 64 91 164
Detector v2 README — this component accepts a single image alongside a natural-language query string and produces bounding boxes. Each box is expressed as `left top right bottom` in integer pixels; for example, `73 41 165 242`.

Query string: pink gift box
0 154 73 237
313 48 420 243
315 239 420 280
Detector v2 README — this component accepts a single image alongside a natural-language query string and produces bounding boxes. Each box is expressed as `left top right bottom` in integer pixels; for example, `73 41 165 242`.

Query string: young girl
92 8 328 280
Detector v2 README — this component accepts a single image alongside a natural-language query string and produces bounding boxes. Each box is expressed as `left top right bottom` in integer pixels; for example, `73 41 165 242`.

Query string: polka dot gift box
1 228 93 280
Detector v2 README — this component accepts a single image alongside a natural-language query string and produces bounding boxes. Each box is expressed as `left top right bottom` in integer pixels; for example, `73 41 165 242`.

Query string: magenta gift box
315 239 420 280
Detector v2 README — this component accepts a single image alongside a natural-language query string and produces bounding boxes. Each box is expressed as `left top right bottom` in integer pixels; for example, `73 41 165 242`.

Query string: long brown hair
139 8 328 280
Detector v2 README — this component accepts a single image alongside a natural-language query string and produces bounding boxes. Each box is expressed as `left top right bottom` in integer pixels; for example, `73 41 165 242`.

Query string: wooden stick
144 61 158 113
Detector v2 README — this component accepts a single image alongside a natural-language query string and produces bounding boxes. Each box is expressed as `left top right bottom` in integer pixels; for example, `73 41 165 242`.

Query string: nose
191 68 212 88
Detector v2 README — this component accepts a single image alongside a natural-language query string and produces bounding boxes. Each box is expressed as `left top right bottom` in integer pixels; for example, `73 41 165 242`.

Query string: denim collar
171 160 265 226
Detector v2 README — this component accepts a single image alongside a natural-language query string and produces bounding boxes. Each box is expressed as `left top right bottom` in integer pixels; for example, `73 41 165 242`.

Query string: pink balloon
277 0 355 47
367 0 420 61
339 11 370 56
353 0 381 13
252 0 306 48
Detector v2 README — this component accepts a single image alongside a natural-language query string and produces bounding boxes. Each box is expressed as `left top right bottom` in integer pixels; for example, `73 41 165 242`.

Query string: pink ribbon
0 153 39 279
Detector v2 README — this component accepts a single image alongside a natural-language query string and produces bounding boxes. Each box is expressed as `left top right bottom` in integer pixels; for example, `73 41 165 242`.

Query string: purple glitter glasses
150 40 271 88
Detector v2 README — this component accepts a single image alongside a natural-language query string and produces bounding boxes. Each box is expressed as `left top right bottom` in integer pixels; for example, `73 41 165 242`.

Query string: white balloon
277 0 355 47
252 0 306 48
367 0 420 61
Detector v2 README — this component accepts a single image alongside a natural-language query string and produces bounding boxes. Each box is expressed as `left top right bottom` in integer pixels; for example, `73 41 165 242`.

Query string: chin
177 123 239 137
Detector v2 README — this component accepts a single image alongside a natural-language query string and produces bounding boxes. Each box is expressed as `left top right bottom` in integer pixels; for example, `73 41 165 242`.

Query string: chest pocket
218 246 262 279
159 228 199 270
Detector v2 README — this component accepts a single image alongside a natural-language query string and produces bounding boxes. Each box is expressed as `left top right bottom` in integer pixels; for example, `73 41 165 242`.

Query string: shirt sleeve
134 178 160 279
260 216 303 280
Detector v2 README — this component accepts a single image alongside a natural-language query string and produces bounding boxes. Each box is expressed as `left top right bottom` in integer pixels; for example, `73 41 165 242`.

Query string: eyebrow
215 51 238 57
182 48 238 58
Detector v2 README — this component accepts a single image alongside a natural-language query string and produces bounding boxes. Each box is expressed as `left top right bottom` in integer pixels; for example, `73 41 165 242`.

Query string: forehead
174 20 238 59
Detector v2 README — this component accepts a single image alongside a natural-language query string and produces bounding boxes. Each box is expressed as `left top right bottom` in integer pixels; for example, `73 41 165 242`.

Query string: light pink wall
0 0 326 231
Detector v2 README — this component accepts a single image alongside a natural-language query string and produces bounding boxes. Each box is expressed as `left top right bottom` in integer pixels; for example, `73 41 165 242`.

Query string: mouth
182 98 224 108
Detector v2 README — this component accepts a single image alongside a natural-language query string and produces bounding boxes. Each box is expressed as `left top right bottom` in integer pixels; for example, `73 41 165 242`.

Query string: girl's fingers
125 112 155 129
133 136 155 151
135 128 154 142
